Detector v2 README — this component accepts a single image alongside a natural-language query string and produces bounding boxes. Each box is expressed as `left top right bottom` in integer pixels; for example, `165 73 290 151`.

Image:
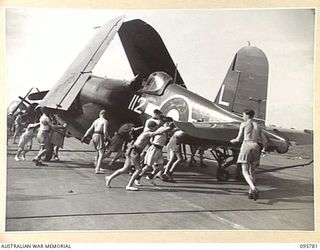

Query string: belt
94 131 103 135
244 139 256 142
152 143 164 149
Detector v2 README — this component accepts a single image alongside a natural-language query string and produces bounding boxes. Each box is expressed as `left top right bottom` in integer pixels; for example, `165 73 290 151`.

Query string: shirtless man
143 109 162 132
230 109 268 200
160 129 185 182
137 116 174 185
81 109 109 174
105 120 171 191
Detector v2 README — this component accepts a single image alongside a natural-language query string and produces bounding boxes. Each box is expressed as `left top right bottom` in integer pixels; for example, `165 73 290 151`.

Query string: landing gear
210 148 239 181
42 143 54 161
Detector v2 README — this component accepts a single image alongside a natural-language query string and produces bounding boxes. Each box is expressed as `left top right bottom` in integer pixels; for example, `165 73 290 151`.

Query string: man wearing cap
81 109 109 174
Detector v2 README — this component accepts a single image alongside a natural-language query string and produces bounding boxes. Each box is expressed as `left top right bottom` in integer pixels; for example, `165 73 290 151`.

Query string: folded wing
40 16 125 110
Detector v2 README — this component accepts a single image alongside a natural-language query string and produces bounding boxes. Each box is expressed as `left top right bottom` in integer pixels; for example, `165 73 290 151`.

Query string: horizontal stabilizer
40 16 125 110
174 121 240 142
266 126 313 145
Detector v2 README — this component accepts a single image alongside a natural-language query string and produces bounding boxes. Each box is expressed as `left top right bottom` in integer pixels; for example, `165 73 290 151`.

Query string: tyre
216 168 230 181
42 143 54 161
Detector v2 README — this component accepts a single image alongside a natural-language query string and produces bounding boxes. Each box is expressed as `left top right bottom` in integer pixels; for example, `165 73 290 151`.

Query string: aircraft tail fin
214 46 269 121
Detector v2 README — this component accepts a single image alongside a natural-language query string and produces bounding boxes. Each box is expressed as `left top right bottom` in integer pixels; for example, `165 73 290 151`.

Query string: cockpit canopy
139 71 173 96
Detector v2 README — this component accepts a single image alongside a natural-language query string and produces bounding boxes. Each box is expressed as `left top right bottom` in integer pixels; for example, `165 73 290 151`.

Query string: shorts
18 134 32 149
237 141 260 165
37 130 51 148
92 133 105 151
125 146 141 169
144 145 164 166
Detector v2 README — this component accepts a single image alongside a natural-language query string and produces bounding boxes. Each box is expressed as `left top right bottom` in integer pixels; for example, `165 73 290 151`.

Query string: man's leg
169 152 183 174
105 157 131 187
163 150 176 175
109 150 122 165
241 163 256 193
126 152 142 191
15 147 23 161
95 149 105 173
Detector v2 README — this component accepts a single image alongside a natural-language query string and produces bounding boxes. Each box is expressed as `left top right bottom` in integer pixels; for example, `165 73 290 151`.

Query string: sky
5 8 315 130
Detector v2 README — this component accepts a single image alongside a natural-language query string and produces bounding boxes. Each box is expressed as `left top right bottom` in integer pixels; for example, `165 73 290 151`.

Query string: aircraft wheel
216 168 230 182
42 143 54 161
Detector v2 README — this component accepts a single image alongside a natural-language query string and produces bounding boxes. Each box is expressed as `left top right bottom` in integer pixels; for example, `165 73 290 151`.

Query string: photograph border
0 0 319 243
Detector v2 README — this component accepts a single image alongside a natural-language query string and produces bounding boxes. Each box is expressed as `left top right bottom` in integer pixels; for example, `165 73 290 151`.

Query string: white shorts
18 134 32 149
144 145 164 166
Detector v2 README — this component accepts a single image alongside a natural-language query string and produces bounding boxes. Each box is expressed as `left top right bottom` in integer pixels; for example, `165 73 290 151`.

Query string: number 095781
300 244 318 248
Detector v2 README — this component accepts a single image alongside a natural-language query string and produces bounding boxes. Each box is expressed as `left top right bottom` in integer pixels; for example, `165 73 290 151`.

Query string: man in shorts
12 111 24 144
15 123 39 161
105 120 172 191
160 129 185 181
81 109 109 174
230 109 268 200
32 107 54 166
137 116 174 185
143 109 162 132
103 123 141 166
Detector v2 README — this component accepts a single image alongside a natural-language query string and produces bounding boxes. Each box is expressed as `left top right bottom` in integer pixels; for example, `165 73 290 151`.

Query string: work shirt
39 114 52 131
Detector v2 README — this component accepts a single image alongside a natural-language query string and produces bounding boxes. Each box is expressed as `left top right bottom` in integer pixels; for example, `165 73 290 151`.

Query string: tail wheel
216 167 230 182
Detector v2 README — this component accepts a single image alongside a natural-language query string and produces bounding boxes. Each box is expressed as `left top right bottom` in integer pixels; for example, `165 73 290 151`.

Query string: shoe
160 174 168 181
54 155 59 161
248 192 253 200
21 153 26 161
155 173 162 179
105 176 111 188
15 155 20 161
32 158 39 162
150 179 157 186
95 170 105 174
134 179 142 186
252 189 260 201
166 173 174 182
36 161 45 166
126 186 139 191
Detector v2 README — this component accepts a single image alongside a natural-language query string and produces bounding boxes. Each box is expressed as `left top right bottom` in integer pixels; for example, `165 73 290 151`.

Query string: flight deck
5 138 314 231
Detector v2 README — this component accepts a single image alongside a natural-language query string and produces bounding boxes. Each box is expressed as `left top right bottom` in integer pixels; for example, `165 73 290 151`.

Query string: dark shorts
237 141 260 164
125 146 141 169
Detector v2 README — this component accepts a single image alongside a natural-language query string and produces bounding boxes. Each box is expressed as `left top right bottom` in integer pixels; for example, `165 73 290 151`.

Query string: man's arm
103 120 109 141
230 123 244 144
259 127 269 152
81 122 94 142
151 126 172 137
